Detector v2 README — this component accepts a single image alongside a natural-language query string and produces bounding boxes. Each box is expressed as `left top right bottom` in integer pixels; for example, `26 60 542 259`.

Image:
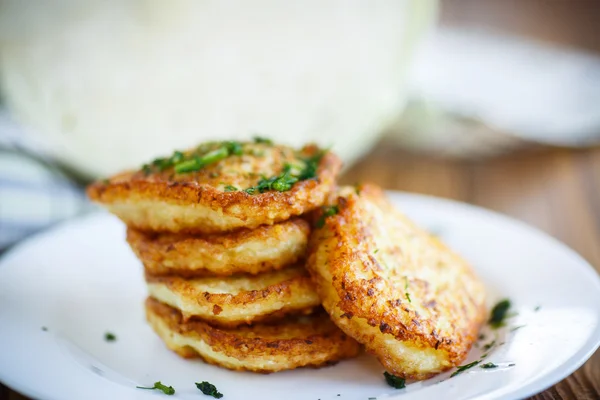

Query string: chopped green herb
508 363 516 367
368 398 377 400
510 325 526 332
136 381 175 395
482 340 496 351
316 205 339 228
195 381 223 398
450 360 480 377
225 141 244 156
224 185 238 192
534 305 541 312
478 333 486 341
104 332 116 342
142 164 152 175
481 353 488 358
171 143 239 174
489 299 511 328
404 277 412 303
243 150 325 194
101 179 110 185
480 362 498 369
383 372 406 389
374 249 379 254
209 172 220 178
253 136 273 145
405 293 412 303
41 326 48 331
296 151 323 181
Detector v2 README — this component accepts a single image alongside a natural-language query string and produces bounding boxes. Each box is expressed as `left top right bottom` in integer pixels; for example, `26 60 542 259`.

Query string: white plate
1 192 599 400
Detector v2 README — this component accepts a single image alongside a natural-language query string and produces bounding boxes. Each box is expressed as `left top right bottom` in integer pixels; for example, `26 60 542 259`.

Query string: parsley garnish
253 136 273 145
136 381 175 395
482 340 496 351
489 299 511 328
404 277 412 303
195 381 223 398
478 333 486 341
104 332 116 342
451 360 480 377
534 305 541 312
224 185 238 192
374 249 379 254
41 326 48 331
510 325 526 332
243 150 324 194
315 205 339 228
480 362 498 369
383 372 406 389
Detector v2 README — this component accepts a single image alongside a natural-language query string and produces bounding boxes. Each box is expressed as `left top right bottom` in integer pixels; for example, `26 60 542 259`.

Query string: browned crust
128 218 310 277
306 184 487 380
145 266 321 327
87 145 341 234
145 298 361 373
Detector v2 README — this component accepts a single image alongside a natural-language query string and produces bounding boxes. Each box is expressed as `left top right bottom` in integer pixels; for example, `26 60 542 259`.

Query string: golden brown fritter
128 218 310 277
145 298 361 373
306 184 486 380
145 265 321 327
87 142 341 234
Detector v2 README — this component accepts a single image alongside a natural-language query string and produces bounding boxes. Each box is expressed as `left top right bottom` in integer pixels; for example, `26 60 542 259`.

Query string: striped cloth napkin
0 112 91 251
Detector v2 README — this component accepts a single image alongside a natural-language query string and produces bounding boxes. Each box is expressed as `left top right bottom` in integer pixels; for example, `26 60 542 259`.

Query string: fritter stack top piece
87 141 341 234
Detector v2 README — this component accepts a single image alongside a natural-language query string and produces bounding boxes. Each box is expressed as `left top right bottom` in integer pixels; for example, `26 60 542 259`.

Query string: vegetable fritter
87 141 341 234
306 184 486 380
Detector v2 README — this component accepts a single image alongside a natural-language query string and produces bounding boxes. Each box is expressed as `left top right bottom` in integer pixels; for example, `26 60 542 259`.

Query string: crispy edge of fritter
306 184 487 380
127 218 310 277
145 266 321 327
86 147 341 234
145 298 361 373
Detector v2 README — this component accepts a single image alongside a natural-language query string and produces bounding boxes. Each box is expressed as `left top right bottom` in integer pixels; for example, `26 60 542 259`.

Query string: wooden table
2 142 599 400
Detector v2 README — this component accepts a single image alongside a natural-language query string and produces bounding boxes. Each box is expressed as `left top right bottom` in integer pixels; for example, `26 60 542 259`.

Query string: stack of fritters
87 140 361 372
88 139 488 380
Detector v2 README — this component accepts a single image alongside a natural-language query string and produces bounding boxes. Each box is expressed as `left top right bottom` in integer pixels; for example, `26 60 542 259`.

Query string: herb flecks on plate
196 381 224 398
489 299 511 329
136 381 175 395
480 362 498 369
451 360 481 377
383 371 406 389
482 339 496 351
104 332 116 342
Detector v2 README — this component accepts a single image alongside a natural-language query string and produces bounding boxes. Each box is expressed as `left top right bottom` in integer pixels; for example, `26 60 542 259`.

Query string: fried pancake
307 184 486 380
87 142 341 234
145 298 361 373
146 265 321 327
128 218 310 277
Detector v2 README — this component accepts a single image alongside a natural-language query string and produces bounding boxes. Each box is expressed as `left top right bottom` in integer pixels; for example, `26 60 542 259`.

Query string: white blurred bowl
0 0 436 177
